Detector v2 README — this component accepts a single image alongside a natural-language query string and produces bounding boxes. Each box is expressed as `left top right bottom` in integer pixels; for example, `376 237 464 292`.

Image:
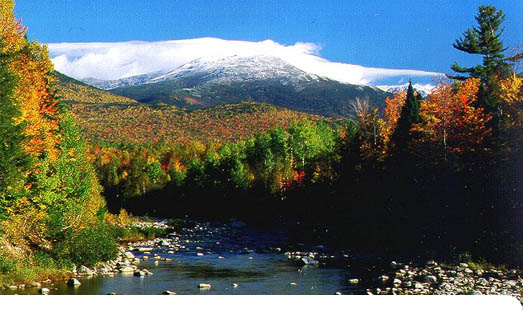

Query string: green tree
0 46 29 216
449 5 511 117
391 81 420 150
450 6 510 81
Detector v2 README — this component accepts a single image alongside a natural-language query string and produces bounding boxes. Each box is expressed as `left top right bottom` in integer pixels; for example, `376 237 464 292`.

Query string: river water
4 221 366 295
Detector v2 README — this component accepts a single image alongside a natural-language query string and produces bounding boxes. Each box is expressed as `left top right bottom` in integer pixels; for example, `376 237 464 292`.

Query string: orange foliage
381 91 406 145
413 78 492 154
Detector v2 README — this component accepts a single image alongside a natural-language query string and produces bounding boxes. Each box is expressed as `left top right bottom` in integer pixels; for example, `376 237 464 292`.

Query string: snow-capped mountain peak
150 54 322 85
376 83 436 97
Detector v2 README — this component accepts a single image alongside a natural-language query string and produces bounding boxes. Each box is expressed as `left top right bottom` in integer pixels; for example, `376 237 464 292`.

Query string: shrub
55 223 118 267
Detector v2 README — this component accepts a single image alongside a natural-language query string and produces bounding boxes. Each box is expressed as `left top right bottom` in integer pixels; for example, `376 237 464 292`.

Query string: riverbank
1 218 521 299
0 218 172 293
363 260 522 300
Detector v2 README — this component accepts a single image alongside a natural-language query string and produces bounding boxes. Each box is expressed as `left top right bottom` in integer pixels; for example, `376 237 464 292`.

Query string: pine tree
450 6 510 81
449 5 511 118
391 81 420 150
0 46 29 216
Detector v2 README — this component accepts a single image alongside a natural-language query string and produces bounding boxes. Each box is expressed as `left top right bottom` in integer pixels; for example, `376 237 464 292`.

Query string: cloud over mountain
48 38 441 85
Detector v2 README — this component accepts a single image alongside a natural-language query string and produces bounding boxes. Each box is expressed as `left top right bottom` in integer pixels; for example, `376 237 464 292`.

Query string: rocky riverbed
363 260 523 300
3 218 522 299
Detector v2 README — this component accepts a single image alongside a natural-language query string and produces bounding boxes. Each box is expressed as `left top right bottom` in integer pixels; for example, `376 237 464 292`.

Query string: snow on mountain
49 38 441 87
151 55 322 85
376 83 436 97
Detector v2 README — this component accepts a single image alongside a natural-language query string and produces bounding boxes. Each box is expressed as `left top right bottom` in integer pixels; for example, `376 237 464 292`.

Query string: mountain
52 71 137 105
81 70 167 90
100 55 390 118
376 83 435 97
70 101 344 144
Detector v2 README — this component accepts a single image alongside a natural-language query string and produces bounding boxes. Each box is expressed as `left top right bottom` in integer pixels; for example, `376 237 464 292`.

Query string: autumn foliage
413 78 492 154
0 0 114 268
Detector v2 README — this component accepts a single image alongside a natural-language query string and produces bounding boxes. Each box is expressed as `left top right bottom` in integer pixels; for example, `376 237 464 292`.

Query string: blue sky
14 0 522 79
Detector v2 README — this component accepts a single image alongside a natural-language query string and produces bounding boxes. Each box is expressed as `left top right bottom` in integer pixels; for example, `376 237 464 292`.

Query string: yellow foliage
498 73 523 106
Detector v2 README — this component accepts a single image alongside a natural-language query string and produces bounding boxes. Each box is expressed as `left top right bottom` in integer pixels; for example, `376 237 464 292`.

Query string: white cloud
47 37 441 85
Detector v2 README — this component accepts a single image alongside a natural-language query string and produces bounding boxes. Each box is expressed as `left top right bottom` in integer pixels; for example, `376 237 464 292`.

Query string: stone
78 265 93 275
348 279 359 284
8 285 17 290
67 278 81 287
197 253 204 257
107 292 117 295
134 270 146 277
218 256 225 259
28 281 41 288
289 282 297 286
464 268 473 274
379 275 389 282
335 291 342 295
120 266 135 273
232 283 239 288
199 283 212 289
124 251 135 259
39 288 50 295
301 257 319 266
393 279 402 287
459 263 469 268
414 282 424 289
154 261 159 266
423 275 438 284
163 290 176 295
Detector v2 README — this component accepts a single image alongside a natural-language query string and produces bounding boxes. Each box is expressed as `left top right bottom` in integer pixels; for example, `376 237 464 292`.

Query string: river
3 220 366 295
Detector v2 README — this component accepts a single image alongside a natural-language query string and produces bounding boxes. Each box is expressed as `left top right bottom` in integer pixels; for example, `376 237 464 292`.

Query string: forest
0 1 521 287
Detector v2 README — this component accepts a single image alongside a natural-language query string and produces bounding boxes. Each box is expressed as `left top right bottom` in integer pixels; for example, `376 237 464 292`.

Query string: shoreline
1 218 521 300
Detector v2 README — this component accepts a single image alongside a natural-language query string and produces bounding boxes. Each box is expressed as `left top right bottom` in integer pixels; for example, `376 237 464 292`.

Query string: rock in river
198 283 212 289
301 257 319 266
67 278 81 287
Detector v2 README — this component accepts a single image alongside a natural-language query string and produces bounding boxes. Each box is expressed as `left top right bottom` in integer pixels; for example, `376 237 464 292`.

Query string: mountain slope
106 55 390 117
69 102 344 144
52 71 137 105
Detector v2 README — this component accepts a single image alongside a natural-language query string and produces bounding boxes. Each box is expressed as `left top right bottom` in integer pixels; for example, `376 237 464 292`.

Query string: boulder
379 275 389 282
134 270 146 277
67 278 81 287
78 265 93 276
348 279 359 284
120 266 135 273
163 290 176 295
301 257 319 266
39 288 50 295
423 275 438 284
124 251 135 259
198 283 212 289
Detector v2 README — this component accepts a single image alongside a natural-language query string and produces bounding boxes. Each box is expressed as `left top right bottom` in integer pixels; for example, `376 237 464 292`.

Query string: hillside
69 102 345 144
52 71 137 105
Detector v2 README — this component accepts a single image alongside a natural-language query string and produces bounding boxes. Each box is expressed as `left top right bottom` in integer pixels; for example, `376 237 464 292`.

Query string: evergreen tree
449 5 511 117
450 6 510 81
0 46 29 216
391 81 420 150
